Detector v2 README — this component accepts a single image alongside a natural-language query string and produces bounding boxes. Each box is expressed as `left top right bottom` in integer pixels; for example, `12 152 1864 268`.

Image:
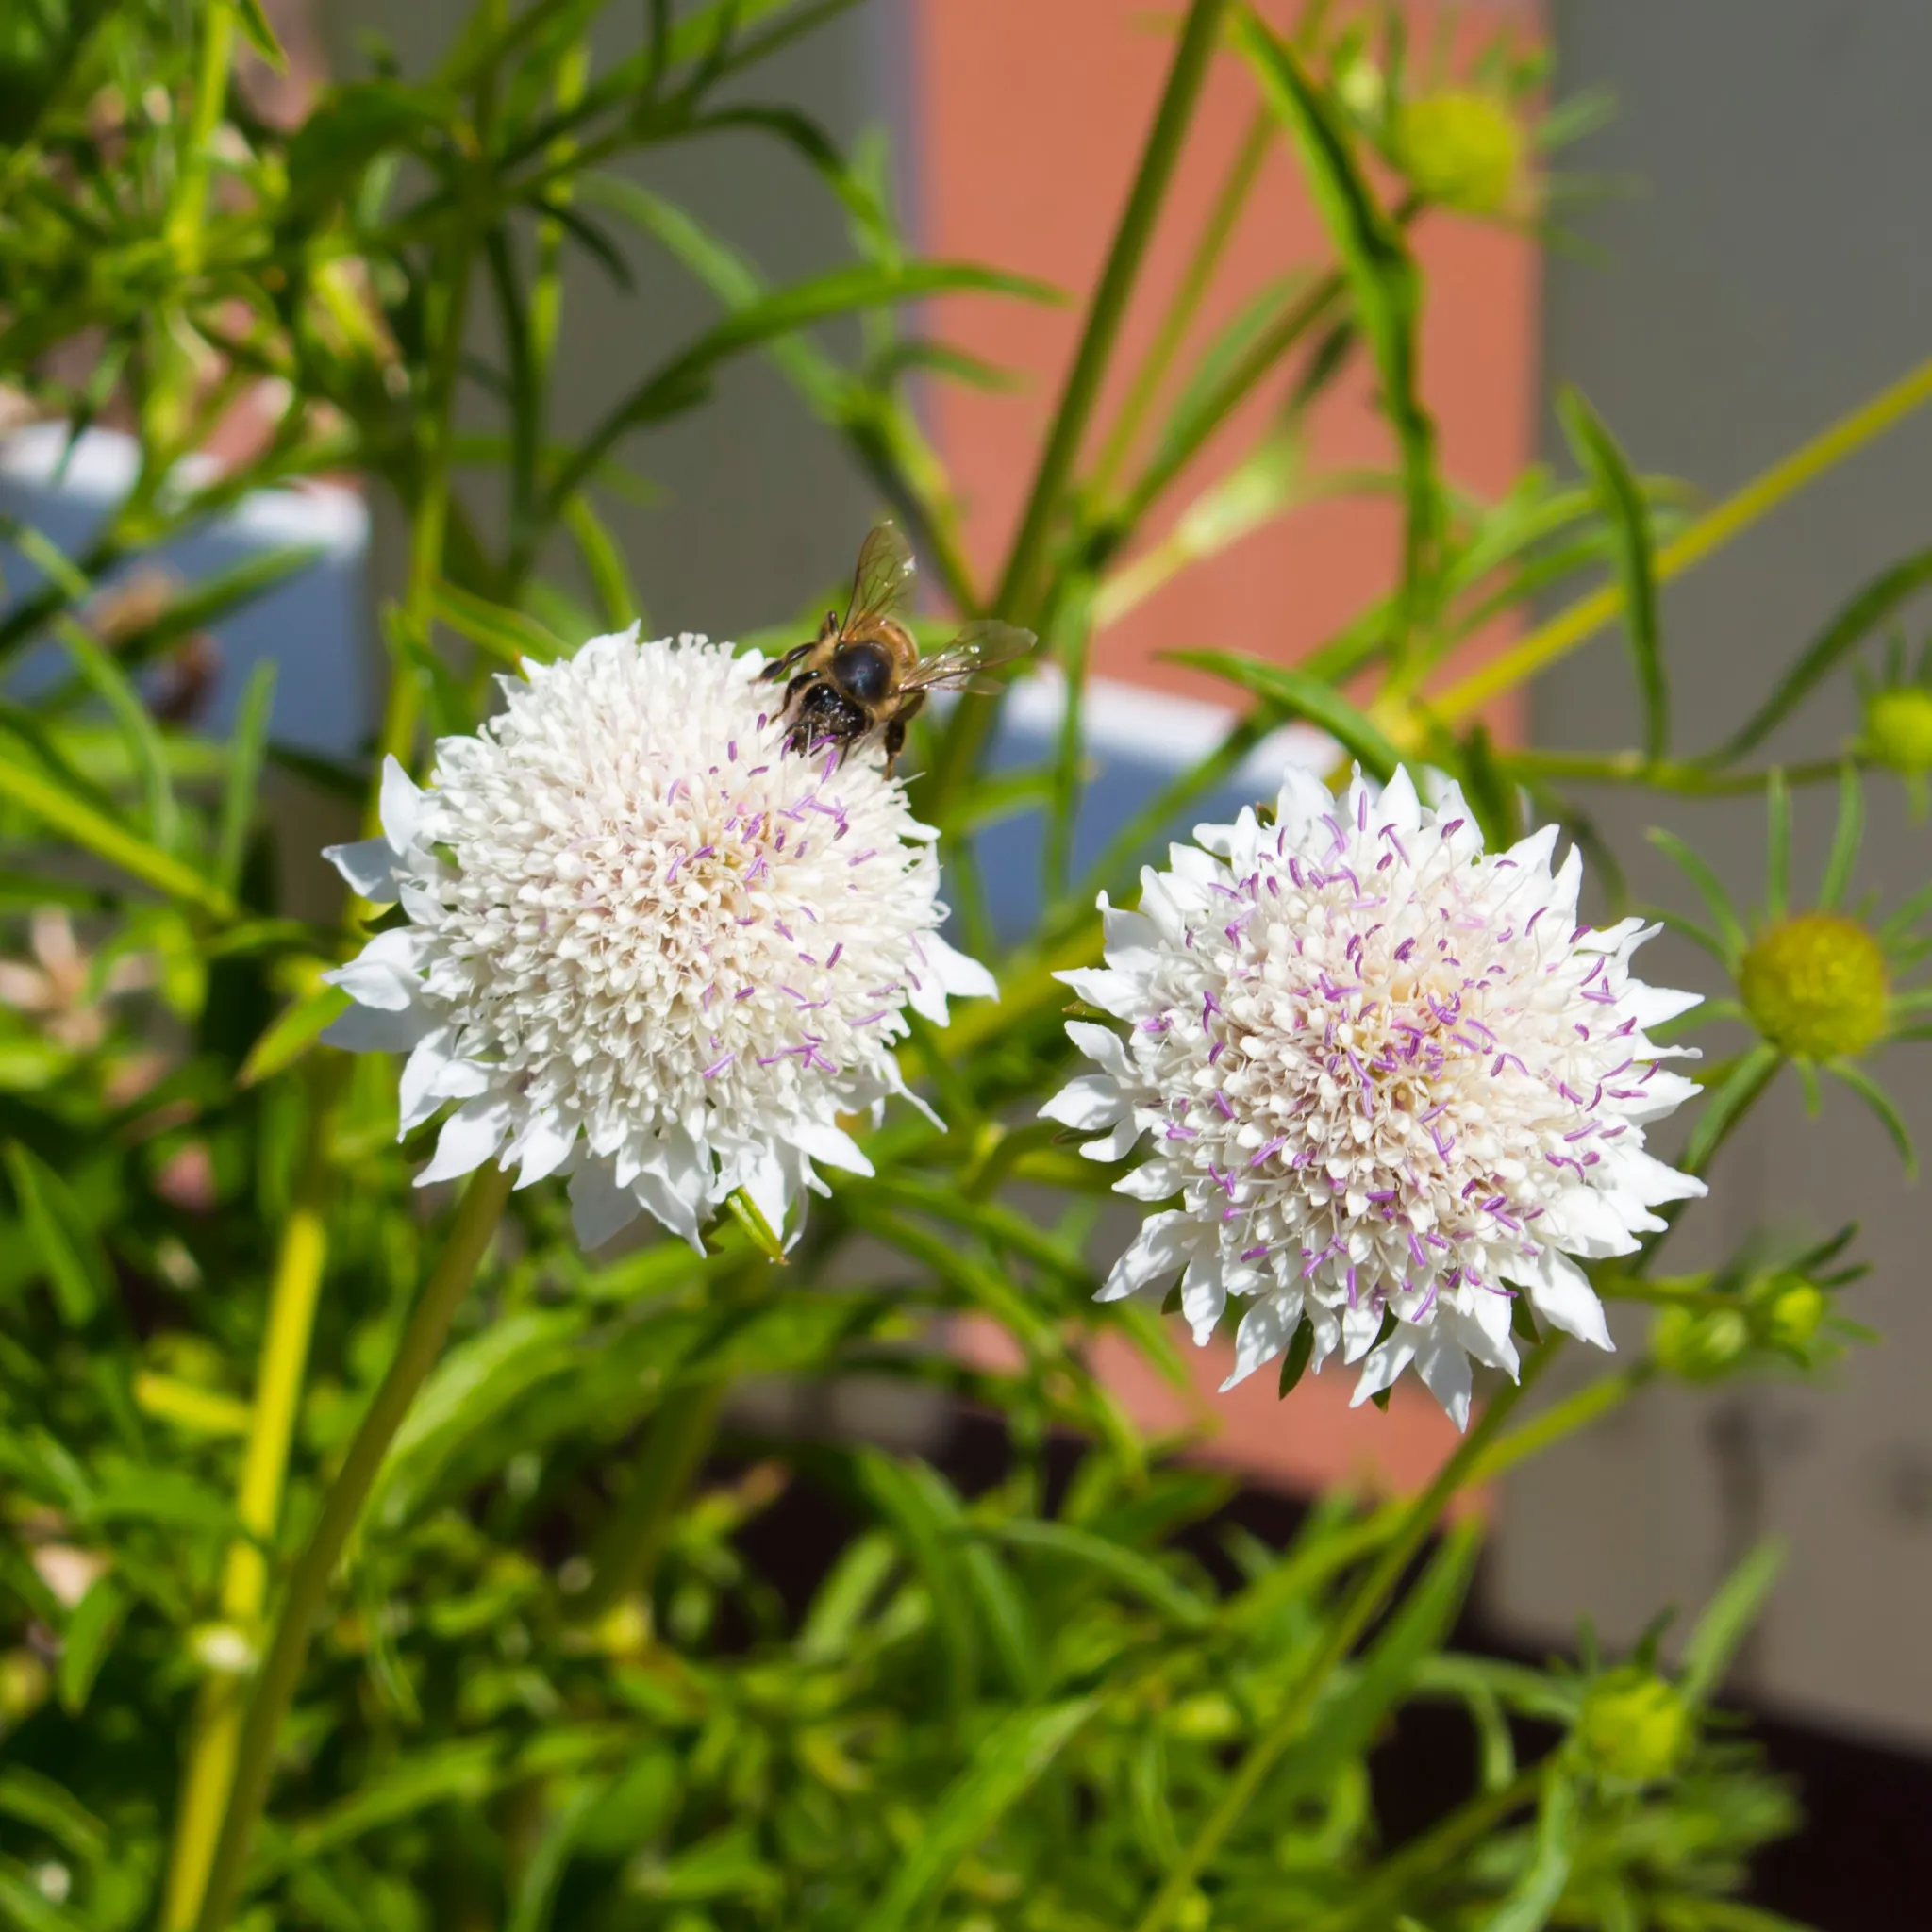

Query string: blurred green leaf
1166 648 1403 779
1558 386 1666 761
854 1698 1098 1932
3 1139 110 1325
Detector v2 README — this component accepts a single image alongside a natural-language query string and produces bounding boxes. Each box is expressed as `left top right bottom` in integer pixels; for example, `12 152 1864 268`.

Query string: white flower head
322 629 993 1250
1043 765 1705 1428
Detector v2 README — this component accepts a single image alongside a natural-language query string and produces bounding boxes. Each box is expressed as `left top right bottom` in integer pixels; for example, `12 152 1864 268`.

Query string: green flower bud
1864 685 1932 776
1577 1666 1690 1783
1740 912 1890 1060
1758 1274 1826 1352
1393 91 1523 214
0 1649 49 1725
1653 1302 1750 1381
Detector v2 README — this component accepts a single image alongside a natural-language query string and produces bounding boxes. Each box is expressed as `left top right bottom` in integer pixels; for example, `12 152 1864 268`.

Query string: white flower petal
1413 1326 1474 1431
1098 1210 1194 1304
927 931 997 1005
1221 1291 1305 1389
323 836 402 901
378 754 425 850
414 1097 510 1188
1064 1022 1134 1081
570 1159 643 1250
1508 1245 1613 1351
1041 1074 1125 1133
791 1120 874 1177
509 1112 577 1189
1351 1332 1420 1408
321 1001 436 1054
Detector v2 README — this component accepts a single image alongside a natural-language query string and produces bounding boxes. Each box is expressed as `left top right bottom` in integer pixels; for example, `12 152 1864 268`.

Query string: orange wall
919 1 1542 1491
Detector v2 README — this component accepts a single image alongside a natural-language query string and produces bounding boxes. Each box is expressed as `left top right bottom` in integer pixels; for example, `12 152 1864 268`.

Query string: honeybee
762 520 1035 773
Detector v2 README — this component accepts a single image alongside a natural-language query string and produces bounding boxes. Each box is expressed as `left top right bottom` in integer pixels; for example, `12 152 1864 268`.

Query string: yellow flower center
1865 686 1932 775
1394 92 1523 214
1739 912 1889 1060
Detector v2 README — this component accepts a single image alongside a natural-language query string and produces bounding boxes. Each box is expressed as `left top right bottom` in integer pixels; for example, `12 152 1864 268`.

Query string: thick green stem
1131 1346 1553 1932
194 1162 515 1932
924 0 1229 815
161 1060 345 1931
572 1379 729 1623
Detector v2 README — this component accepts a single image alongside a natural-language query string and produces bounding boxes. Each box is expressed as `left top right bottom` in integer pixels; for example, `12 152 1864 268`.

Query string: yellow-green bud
1653 1303 1749 1381
0 1649 50 1725
1740 912 1889 1060
1865 686 1932 775
1577 1667 1690 1782
1393 91 1523 214
1758 1274 1827 1351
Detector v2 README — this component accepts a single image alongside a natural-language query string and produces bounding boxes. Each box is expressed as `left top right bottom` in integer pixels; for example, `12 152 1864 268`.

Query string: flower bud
1757 1274 1827 1352
1393 92 1523 214
1864 685 1932 777
0 1649 50 1725
1577 1667 1690 1783
1653 1303 1750 1382
1739 912 1889 1060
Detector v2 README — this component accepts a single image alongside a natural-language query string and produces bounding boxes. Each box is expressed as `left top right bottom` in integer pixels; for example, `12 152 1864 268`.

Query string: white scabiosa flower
1042 765 1704 1428
322 629 993 1249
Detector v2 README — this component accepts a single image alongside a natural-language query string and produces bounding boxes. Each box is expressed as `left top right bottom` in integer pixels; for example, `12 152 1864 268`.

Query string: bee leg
881 715 907 774
758 641 812 684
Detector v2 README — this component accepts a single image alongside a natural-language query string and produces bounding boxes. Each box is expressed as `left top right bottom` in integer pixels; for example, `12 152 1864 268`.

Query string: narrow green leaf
1764 768 1790 922
3 1141 110 1325
1277 1318 1317 1399
505 1780 601 1932
985 1519 1212 1631
1481 1769 1577 1932
434 580 566 669
853 1699 1097 1932
89 544 324 676
854 1451 980 1710
1166 648 1404 779
1558 387 1666 760
1647 828 1747 962
234 0 290 70
239 980 349 1088
56 1577 128 1714
56 615 181 853
1830 1059 1916 1176
1237 16 1438 633
1817 762 1863 908
1682 1043 1783 1175
1679 1540 1784 1707
216 660 276 894
1281 1518 1483 1800
1711 546 1932 764
0 1767 107 1864
561 494 641 631
0 753 233 916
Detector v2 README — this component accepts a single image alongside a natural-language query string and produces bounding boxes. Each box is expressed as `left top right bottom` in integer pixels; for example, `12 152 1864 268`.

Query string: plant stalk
1130 1345 1553 1932
194 1161 515 1932
161 1060 345 1931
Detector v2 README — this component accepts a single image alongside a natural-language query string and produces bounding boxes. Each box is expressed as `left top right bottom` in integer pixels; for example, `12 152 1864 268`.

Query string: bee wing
898 619 1038 693
843 519 918 634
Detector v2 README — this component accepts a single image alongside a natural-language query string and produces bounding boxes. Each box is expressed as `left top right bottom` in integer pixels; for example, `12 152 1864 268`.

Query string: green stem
1091 106 1274 494
1307 1759 1543 1932
572 1379 729 1623
1501 749 1851 795
1437 347 1932 723
164 0 238 270
925 0 1230 814
194 1162 515 1932
1130 1346 1553 1932
161 1059 345 1932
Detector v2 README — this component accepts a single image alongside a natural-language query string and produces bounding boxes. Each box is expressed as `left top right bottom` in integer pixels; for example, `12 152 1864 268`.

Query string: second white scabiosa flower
1044 766 1705 1427
321 629 993 1250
